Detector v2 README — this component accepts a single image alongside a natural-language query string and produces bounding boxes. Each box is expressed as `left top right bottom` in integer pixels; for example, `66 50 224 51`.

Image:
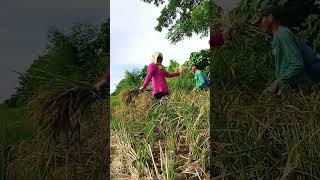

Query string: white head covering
151 51 163 64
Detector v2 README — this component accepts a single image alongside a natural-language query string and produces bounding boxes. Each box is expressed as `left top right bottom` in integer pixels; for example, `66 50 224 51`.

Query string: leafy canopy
141 0 222 43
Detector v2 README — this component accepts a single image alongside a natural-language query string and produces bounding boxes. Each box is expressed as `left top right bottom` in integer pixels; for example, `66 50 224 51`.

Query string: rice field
211 90 320 179
111 90 210 179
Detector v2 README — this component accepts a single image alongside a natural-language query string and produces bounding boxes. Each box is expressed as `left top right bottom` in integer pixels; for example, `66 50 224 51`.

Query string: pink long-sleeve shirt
142 63 180 96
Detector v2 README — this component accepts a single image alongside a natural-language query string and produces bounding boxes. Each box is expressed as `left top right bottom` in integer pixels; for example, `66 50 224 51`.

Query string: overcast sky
0 0 107 103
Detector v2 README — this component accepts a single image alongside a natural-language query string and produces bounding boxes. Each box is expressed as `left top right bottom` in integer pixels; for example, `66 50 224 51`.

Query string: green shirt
272 26 306 95
195 70 206 89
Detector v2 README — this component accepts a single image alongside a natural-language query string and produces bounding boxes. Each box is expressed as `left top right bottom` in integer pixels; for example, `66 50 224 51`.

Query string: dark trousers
154 92 169 100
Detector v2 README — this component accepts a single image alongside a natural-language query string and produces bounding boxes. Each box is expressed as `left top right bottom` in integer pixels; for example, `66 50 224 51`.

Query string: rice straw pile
29 79 102 143
23 69 105 142
120 89 141 105
7 69 108 179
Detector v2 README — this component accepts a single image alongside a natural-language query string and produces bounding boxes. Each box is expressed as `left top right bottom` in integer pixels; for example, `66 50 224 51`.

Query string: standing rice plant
212 91 320 179
111 89 210 179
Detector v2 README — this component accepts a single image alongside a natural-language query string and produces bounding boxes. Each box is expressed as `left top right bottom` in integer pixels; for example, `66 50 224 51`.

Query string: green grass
110 95 120 107
0 103 33 179
0 103 33 144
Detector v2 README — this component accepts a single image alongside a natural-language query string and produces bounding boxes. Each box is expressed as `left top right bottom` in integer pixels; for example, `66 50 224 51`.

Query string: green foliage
298 15 320 52
212 35 273 92
167 60 179 73
96 21 110 76
189 49 210 74
6 21 109 106
236 0 319 25
112 69 145 96
0 104 31 145
167 71 194 90
110 96 120 107
142 0 222 43
112 65 148 96
166 59 195 90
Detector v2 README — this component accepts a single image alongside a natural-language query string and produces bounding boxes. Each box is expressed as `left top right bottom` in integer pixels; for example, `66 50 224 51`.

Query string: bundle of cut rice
26 69 105 142
120 89 141 105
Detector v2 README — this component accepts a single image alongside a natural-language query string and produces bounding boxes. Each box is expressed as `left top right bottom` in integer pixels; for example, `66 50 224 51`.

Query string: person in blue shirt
190 64 210 91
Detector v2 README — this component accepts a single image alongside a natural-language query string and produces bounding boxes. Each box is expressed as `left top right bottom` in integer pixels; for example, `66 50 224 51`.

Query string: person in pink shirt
140 52 181 100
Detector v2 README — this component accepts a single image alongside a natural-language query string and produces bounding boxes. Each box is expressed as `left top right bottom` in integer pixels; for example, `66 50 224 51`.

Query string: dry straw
120 88 152 105
7 70 108 179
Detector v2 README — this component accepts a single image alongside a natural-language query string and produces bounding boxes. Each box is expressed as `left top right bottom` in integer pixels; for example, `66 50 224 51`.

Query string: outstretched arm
165 71 180 78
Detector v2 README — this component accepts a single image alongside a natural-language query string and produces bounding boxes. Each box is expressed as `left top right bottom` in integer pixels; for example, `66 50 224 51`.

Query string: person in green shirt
257 5 309 95
190 64 210 91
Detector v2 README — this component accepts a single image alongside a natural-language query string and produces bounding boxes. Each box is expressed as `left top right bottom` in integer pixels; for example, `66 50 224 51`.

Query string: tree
299 15 320 52
6 22 108 106
141 0 222 43
236 0 319 26
167 60 179 72
189 49 210 73
112 70 143 95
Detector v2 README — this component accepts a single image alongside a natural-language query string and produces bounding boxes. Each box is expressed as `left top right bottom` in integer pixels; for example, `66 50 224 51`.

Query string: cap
254 5 280 25
190 64 196 70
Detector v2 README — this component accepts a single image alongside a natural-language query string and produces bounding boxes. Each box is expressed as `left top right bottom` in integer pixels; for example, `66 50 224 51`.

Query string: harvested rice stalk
211 13 268 45
29 79 103 143
120 89 151 105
